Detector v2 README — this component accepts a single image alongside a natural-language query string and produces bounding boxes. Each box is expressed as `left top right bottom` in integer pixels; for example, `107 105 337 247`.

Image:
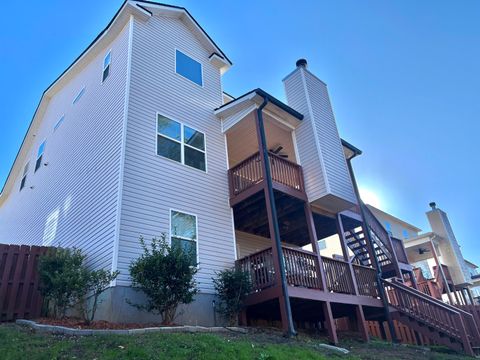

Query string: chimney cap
429 202 437 210
296 59 308 69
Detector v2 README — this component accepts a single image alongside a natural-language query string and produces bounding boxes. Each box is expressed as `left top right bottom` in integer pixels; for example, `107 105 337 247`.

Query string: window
384 221 392 235
318 239 327 250
19 162 29 191
73 87 85 104
54 115 65 131
170 210 197 264
175 50 203 86
402 229 409 239
415 260 433 279
35 141 46 172
156 114 206 171
102 51 111 82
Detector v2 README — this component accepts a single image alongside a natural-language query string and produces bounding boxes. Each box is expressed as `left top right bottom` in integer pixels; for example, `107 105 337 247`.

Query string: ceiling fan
269 145 288 158
418 247 431 255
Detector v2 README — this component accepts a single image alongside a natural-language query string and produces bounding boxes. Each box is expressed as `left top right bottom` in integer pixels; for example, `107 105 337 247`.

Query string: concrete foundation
94 286 225 326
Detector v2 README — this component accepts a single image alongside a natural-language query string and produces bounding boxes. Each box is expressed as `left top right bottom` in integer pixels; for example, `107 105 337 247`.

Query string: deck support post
467 288 475 305
304 204 328 290
254 98 295 337
345 158 398 343
355 305 370 342
322 301 338 345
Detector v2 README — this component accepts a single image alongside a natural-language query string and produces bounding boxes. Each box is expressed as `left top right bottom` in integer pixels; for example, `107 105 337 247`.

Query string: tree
128 234 198 325
38 248 89 318
213 267 251 326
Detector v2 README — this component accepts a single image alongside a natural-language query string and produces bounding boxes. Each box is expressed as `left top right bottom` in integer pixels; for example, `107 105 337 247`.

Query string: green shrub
38 248 89 318
213 267 251 326
38 248 119 322
80 269 120 324
128 234 199 325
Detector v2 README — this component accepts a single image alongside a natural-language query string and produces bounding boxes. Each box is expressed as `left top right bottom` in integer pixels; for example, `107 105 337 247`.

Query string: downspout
346 158 397 343
256 95 296 336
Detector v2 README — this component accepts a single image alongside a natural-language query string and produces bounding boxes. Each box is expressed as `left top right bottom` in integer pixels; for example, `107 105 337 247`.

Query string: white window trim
72 86 86 105
174 48 204 88
54 114 65 131
155 112 208 173
102 49 112 84
35 139 46 172
169 208 200 266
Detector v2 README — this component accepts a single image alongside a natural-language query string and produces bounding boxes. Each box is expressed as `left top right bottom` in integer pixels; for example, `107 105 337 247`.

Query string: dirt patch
35 318 173 330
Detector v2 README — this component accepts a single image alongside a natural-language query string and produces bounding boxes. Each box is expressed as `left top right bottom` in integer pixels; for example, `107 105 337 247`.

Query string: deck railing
228 152 304 197
283 247 321 289
353 264 379 298
237 246 379 298
236 247 275 293
322 256 355 294
391 237 409 264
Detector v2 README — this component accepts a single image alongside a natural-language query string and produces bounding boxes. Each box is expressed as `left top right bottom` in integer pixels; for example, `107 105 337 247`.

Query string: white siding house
0 1 368 326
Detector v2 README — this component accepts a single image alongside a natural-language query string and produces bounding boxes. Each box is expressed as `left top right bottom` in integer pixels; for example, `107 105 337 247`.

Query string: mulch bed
35 318 175 330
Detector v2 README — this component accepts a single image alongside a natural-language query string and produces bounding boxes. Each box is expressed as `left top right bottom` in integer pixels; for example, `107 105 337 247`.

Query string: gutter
256 94 296 337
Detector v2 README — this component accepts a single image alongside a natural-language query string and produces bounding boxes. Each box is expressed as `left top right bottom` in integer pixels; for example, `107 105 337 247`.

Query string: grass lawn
0 323 470 360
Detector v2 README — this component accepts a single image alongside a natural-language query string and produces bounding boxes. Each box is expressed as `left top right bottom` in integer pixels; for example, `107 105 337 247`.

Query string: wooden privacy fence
0 244 50 322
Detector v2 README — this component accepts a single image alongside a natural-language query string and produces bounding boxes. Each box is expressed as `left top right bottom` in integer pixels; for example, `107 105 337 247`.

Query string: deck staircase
344 202 397 276
383 278 480 356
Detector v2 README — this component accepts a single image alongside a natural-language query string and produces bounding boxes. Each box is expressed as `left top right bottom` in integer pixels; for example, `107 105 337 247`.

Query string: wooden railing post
456 313 474 356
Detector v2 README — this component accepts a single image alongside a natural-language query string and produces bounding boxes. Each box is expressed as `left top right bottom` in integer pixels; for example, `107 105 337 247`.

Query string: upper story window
170 210 198 264
35 141 46 172
73 87 86 104
102 51 111 82
384 221 393 236
20 162 29 191
175 50 203 86
54 115 65 131
156 114 206 172
402 229 409 239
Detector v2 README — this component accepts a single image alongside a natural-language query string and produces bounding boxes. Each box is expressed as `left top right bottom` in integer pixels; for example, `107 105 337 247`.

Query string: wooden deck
236 246 382 307
228 152 306 206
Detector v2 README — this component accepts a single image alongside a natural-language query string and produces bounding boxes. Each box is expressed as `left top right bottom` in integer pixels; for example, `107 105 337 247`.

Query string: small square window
20 162 29 191
73 87 85 104
54 115 65 131
35 141 46 172
102 51 111 82
175 50 203 86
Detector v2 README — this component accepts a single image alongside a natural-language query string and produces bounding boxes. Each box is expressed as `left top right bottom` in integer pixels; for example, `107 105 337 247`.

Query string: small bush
213 267 251 326
80 269 120 324
128 234 199 325
38 248 119 321
38 248 89 319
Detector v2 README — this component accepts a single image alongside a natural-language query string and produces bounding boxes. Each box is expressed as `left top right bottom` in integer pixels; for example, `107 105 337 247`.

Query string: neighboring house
1 1 478 353
368 202 478 306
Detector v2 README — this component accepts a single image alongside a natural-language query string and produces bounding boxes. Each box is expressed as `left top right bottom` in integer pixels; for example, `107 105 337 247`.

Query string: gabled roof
214 88 303 126
1 0 231 201
367 204 422 233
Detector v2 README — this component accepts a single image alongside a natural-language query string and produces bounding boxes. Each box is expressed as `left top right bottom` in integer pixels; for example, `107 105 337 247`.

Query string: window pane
37 141 46 157
104 52 111 68
184 126 205 151
175 50 202 86
102 65 110 82
54 116 65 131
73 87 85 104
184 147 206 171
35 156 43 172
157 135 181 162
157 115 181 141
171 211 196 240
171 237 197 264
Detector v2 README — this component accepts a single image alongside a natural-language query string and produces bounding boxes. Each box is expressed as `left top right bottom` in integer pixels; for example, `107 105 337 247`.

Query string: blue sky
1 1 479 263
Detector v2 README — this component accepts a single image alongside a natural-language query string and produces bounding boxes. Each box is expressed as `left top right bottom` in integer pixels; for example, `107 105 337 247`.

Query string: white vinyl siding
116 15 235 292
0 21 131 272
